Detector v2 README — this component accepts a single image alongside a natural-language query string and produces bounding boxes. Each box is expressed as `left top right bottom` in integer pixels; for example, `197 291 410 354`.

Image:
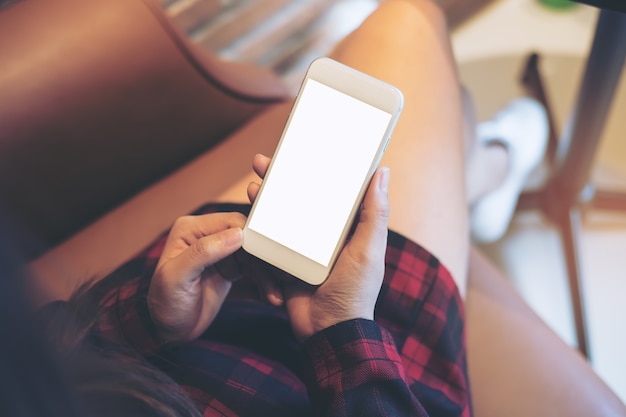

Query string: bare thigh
330 0 468 286
218 0 469 288
466 247 626 417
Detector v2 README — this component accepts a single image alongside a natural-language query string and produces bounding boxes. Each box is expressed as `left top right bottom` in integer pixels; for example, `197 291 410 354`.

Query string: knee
361 0 450 48
402 0 448 30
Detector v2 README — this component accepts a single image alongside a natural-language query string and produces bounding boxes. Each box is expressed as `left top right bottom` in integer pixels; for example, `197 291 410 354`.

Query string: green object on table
539 0 578 9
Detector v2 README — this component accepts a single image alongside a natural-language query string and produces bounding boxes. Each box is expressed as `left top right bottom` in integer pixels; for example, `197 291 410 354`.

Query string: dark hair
0 209 202 417
0 0 20 10
0 209 81 416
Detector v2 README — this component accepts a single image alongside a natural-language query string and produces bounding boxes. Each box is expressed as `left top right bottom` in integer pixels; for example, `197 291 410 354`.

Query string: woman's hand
147 212 246 343
248 154 390 341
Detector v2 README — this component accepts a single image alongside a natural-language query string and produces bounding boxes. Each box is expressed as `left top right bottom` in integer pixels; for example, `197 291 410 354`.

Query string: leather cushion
0 0 288 257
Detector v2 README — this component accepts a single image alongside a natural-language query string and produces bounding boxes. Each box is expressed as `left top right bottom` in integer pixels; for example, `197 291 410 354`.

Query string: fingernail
379 167 390 192
270 293 284 306
223 228 243 247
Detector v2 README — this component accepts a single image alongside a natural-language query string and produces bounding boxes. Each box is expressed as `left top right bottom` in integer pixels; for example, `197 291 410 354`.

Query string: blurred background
448 0 626 404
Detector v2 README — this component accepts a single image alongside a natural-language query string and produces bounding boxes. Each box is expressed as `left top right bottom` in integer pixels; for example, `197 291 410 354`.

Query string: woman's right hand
147 212 246 344
247 154 390 341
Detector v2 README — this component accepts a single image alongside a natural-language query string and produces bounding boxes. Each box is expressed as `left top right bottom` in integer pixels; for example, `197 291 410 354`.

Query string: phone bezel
242 57 404 286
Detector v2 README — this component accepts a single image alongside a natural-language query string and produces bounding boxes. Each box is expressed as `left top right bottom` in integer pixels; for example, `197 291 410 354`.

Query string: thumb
348 167 390 253
161 227 243 282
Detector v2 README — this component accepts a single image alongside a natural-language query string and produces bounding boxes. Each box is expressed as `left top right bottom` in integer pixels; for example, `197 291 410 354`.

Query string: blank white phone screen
248 79 392 267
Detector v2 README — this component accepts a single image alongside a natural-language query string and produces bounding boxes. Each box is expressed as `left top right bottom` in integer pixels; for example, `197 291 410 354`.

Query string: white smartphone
242 57 404 285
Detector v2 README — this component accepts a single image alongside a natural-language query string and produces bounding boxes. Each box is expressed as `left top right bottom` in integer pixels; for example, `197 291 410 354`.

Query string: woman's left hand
147 212 246 343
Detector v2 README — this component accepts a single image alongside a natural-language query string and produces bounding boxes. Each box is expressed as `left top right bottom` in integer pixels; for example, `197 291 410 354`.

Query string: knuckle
363 203 389 231
230 212 247 226
346 245 369 268
189 239 214 262
172 215 194 230
378 200 390 224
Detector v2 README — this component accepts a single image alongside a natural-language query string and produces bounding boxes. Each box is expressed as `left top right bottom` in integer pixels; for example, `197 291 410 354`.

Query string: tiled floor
451 0 626 403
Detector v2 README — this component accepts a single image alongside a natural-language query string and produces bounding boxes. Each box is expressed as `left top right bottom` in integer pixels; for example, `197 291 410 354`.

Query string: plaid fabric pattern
86 202 471 417
378 233 471 417
303 319 430 417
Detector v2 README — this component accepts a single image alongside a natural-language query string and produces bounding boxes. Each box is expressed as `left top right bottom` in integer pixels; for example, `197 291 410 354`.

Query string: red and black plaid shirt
78 203 471 417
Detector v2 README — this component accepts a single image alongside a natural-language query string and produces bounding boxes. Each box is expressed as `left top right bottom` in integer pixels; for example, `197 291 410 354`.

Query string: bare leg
435 70 625 417
462 92 625 415
466 246 626 417
328 0 469 290
218 0 473 293
461 88 509 205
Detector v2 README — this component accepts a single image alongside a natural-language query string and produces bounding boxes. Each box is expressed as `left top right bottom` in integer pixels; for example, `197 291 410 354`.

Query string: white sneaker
470 98 549 243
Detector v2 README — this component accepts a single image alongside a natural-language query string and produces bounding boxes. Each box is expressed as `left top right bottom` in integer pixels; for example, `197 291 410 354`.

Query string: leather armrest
0 0 289 258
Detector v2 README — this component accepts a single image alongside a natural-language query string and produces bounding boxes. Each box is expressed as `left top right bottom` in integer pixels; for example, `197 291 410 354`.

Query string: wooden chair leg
558 206 591 359
517 54 591 360
515 10 626 362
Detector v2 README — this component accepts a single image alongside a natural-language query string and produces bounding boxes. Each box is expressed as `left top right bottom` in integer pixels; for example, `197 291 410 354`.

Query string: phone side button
383 137 391 153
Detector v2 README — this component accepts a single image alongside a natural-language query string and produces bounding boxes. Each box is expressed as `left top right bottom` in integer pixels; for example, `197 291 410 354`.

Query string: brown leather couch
0 0 288 260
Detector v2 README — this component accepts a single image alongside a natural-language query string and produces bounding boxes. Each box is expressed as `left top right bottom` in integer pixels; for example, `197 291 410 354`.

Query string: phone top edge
306 57 404 115
243 56 403 288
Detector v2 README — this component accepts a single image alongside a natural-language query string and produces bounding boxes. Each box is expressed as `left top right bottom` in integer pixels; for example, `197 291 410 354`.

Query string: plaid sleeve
91 203 250 355
93 232 169 354
302 319 430 417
